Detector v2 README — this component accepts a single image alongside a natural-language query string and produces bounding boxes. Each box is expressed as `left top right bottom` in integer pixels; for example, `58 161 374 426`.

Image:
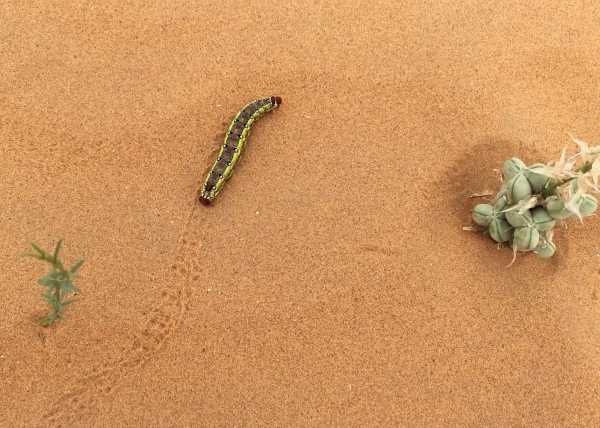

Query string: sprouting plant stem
54 281 60 316
24 240 83 327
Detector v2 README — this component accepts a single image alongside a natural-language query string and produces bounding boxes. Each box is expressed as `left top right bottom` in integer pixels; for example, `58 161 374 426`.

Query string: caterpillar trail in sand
199 96 282 205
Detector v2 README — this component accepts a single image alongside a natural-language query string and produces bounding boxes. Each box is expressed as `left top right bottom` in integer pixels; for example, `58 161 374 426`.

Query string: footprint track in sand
42 207 205 428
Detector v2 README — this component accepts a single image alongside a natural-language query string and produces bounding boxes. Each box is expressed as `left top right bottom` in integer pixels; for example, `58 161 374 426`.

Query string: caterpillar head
199 187 213 206
199 195 212 206
270 96 282 108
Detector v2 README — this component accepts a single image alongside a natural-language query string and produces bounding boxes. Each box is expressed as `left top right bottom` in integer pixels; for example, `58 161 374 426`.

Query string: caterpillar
199 96 282 205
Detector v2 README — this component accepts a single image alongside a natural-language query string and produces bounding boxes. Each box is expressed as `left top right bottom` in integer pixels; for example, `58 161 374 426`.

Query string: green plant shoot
23 239 84 326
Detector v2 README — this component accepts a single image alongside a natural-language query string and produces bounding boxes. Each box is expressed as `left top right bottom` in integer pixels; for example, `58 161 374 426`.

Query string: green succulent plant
468 136 600 264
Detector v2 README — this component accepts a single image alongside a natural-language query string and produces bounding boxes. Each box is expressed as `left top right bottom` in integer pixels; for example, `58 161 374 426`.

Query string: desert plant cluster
470 136 599 263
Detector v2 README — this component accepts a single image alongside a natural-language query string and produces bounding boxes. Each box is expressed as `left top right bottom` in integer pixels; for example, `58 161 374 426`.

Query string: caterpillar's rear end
199 96 282 205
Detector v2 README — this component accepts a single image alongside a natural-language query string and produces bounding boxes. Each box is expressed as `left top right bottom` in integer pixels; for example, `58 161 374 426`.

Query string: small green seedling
23 240 84 326
467 135 600 265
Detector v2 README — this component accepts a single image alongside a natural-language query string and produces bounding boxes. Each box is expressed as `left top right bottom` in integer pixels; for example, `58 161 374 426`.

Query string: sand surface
2 1 600 426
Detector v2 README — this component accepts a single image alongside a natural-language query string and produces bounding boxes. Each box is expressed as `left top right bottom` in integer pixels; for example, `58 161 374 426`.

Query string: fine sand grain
2 1 600 426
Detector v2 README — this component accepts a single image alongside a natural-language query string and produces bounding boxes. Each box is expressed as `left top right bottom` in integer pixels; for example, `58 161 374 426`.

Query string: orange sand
2 1 600 426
